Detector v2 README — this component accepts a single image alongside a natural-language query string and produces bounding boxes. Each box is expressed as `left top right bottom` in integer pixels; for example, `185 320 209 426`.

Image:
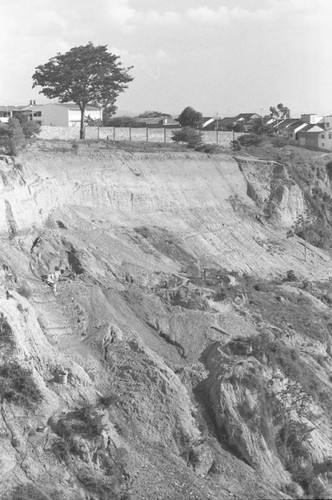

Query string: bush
237 133 262 147
231 139 241 151
194 143 223 154
171 127 203 148
326 160 332 181
14 112 41 138
271 136 288 148
0 119 25 156
0 361 42 409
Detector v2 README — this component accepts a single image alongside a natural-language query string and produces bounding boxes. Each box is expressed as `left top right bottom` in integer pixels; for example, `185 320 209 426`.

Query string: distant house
278 119 308 140
0 105 26 123
202 117 236 131
21 102 102 127
301 114 323 125
135 116 179 128
298 125 325 149
202 113 260 131
318 128 332 151
233 113 260 131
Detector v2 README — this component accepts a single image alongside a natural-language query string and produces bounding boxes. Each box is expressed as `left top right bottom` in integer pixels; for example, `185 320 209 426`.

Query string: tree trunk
80 105 86 140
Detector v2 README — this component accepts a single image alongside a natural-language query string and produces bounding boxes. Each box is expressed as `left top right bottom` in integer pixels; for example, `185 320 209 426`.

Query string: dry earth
0 141 332 499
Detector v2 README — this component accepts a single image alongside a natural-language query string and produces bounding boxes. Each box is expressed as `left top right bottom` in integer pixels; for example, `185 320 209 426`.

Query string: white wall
301 114 323 125
318 129 332 150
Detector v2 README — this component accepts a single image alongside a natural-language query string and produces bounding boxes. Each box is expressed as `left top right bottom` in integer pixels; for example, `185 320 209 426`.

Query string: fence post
129 127 132 141
164 128 166 143
146 127 149 142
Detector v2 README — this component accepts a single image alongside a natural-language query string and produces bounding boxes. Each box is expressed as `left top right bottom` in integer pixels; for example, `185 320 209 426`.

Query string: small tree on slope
32 42 134 139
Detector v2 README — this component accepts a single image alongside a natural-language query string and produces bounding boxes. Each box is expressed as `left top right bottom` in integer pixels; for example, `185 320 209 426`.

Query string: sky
1 0 332 118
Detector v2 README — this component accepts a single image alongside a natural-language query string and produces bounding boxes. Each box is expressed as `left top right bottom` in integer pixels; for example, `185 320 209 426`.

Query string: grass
35 137 188 154
0 361 42 409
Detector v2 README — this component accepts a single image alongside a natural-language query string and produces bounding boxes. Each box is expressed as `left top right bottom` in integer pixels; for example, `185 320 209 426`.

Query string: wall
68 108 102 126
38 126 239 146
298 132 320 149
38 105 68 126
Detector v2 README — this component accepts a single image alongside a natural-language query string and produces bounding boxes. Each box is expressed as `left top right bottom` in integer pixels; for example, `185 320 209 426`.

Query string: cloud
107 0 136 27
142 10 181 26
185 0 332 26
186 4 273 25
110 47 176 68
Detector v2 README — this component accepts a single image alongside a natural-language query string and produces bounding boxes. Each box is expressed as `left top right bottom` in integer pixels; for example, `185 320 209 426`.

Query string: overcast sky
1 0 331 117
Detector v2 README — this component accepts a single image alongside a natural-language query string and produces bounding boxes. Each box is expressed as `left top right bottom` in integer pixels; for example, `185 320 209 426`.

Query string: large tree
32 42 134 139
177 107 203 128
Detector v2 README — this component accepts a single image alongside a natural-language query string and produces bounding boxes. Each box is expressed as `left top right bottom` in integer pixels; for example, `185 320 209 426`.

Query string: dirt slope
0 142 332 499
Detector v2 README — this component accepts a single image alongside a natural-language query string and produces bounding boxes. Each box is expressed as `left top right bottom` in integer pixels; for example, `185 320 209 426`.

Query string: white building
301 114 323 125
21 103 102 127
318 128 332 151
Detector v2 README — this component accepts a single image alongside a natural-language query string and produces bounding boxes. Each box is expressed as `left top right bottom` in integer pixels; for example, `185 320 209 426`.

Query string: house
135 116 179 128
0 105 26 123
202 117 237 131
318 115 332 130
201 117 214 129
233 113 260 131
298 125 325 149
278 119 308 140
21 103 102 127
318 128 332 150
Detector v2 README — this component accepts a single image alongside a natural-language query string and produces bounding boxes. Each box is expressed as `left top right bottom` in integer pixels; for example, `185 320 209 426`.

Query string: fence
39 126 239 146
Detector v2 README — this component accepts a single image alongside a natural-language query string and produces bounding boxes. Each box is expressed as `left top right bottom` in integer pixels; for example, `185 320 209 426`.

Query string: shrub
237 133 262 147
12 112 41 139
231 139 241 151
0 361 42 409
326 160 332 181
171 127 203 148
7 118 25 156
271 136 288 148
194 143 223 154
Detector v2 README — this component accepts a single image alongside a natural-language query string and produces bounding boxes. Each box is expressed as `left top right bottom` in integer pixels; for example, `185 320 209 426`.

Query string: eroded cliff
0 141 332 499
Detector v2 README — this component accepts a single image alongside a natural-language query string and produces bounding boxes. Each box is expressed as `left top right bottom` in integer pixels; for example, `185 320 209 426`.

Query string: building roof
299 125 325 133
22 102 101 111
234 113 259 121
0 105 25 111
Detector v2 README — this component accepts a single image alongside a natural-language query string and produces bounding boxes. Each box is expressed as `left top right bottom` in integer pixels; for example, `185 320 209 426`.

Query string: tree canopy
270 103 290 121
136 111 171 118
177 107 203 128
32 42 134 139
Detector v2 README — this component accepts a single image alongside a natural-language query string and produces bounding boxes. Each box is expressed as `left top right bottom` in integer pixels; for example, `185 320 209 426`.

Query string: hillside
1 140 332 499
